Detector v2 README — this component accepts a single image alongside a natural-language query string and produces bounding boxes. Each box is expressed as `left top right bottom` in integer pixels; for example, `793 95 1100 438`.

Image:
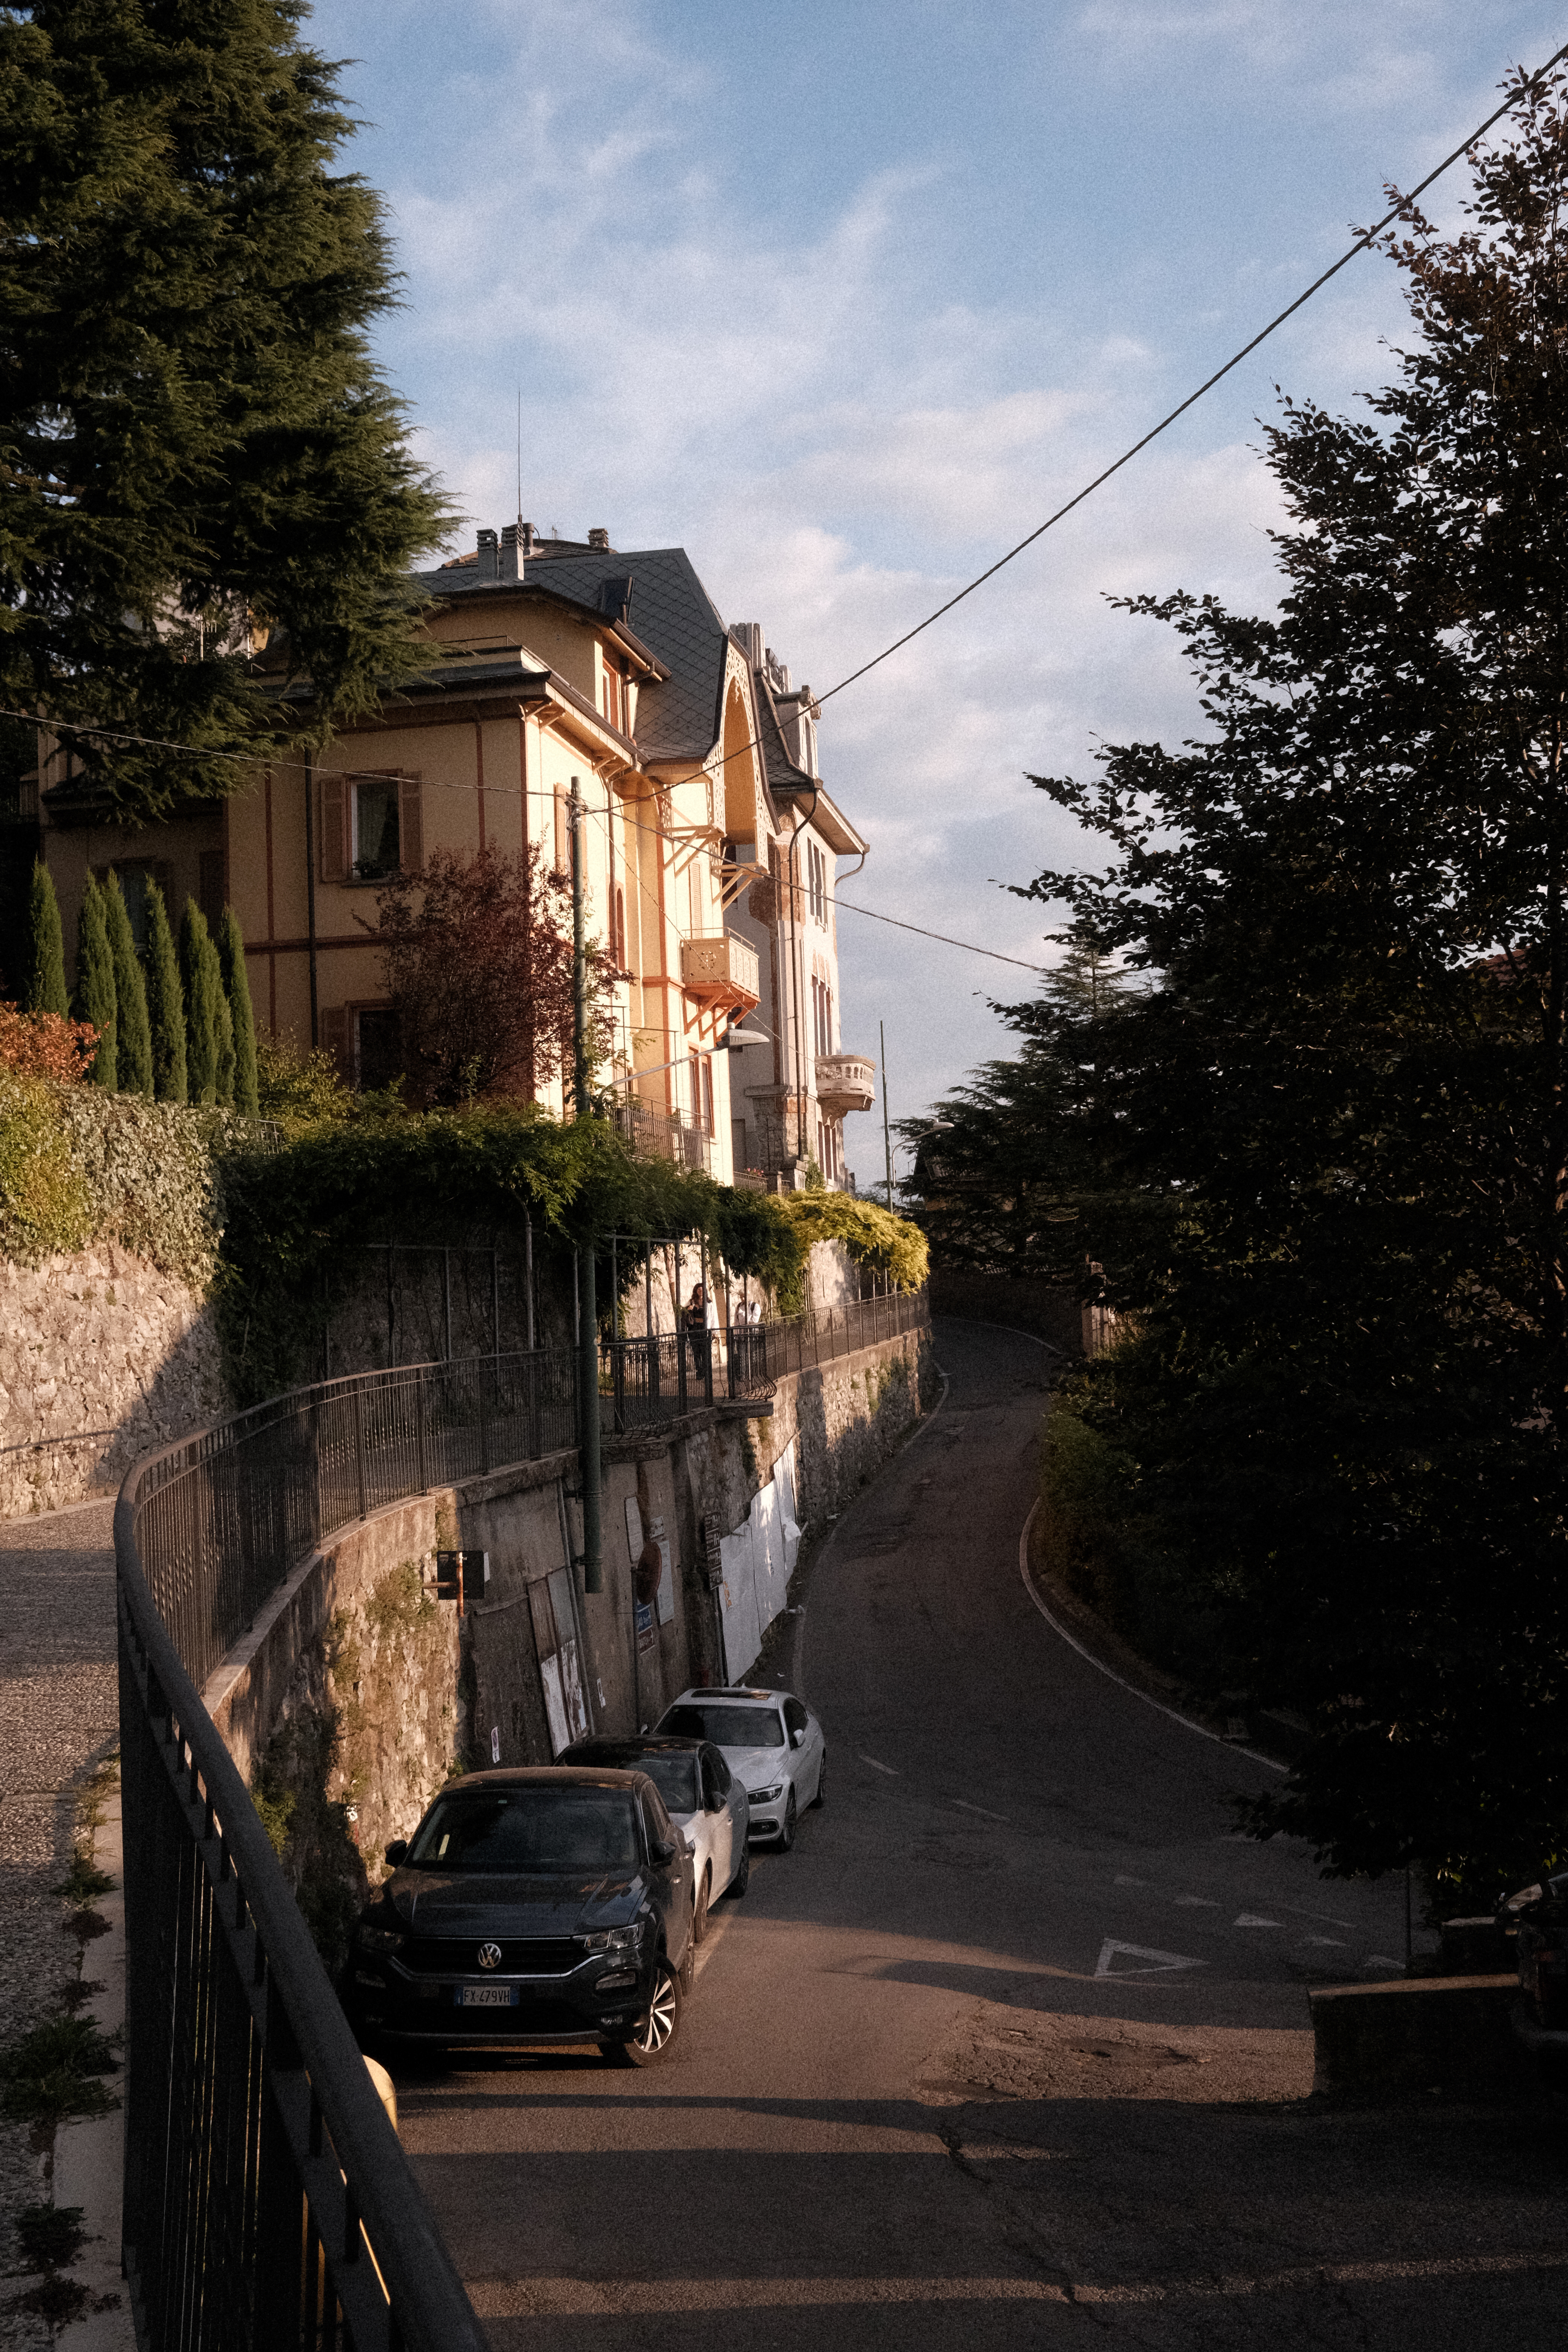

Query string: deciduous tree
376 845 609 1107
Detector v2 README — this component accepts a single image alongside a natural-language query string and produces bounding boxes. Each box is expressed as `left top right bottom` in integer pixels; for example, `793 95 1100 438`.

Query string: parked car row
345 1686 826 2067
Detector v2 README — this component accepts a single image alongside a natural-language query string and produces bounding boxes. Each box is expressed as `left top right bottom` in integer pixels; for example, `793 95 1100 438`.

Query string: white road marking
1114 1873 1148 1886
952 1800 1008 1822
1364 1954 1403 1969
1234 1914 1282 1928
1302 1936 1345 1947
859 1755 899 1776
1173 1896 1220 1908
1018 1503 1286 1774
1095 1939 1206 1978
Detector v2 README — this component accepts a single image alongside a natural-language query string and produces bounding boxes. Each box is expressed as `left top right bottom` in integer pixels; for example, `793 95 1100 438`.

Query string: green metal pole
571 776 603 1594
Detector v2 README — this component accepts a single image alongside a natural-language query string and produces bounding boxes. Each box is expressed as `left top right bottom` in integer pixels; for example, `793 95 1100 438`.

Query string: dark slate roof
753 673 813 798
413 544 730 765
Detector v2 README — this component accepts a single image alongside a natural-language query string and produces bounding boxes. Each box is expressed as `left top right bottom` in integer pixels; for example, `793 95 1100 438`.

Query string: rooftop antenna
516 383 522 534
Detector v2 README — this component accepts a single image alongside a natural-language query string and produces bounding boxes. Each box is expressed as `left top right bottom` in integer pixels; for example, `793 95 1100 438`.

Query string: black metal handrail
116 1479 488 2352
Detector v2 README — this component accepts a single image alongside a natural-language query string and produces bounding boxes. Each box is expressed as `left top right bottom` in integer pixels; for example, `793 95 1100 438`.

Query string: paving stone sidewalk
0 1502 120 2347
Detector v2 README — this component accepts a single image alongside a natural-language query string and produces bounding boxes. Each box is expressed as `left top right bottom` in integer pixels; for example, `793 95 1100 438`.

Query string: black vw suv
346 1767 695 2065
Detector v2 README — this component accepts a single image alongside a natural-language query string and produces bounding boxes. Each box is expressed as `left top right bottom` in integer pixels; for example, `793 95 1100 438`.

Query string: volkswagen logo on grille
476 1943 502 1971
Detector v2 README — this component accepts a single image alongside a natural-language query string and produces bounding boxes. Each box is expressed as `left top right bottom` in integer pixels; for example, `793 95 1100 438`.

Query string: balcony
610 1098 714 1173
680 929 760 1014
815 1053 876 1119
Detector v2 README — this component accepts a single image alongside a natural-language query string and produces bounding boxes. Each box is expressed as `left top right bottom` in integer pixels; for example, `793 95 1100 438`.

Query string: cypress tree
102 870 152 1096
74 874 116 1089
179 901 221 1106
142 877 186 1104
0 2 452 825
214 952 236 1109
217 907 259 1116
19 858 68 1015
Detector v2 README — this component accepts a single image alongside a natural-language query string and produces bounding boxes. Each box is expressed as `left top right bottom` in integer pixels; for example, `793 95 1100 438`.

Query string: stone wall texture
0 1247 228 1517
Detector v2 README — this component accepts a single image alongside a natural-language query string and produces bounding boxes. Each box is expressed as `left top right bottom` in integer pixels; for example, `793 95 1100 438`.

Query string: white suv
656 1687 826 1851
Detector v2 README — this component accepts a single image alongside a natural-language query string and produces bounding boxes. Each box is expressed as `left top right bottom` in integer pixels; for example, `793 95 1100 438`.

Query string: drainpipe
303 752 319 1049
786 781 819 1174
571 777 603 1595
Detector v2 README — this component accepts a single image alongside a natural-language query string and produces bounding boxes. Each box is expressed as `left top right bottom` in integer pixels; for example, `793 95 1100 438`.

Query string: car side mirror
385 1840 408 1867
792 1728 805 1748
652 1837 678 1865
706 1793 724 1814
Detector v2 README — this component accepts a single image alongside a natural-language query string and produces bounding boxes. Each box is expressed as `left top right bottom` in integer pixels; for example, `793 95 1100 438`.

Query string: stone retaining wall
0 1248 228 1518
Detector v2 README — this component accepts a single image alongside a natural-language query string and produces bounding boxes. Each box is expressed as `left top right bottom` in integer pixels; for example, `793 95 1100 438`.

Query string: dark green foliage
0 2015 116 2123
0 0 452 825
902 929 1140 1287
20 858 68 1016
101 872 151 1096
178 901 224 1105
17 2204 84 2273
217 908 258 1115
1014 75 1568 1908
141 878 186 1103
72 876 115 1089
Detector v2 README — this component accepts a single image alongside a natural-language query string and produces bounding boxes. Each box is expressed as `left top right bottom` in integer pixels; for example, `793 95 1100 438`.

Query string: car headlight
357 1923 404 1955
748 1784 784 1804
580 1921 648 1955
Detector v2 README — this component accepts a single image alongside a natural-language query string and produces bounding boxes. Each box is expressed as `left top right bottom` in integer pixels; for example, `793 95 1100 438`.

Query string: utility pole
880 1017 893 1208
571 776 602 1594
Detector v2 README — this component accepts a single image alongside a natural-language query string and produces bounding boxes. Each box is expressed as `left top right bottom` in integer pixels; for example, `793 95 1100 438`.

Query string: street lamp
884 1118 952 1208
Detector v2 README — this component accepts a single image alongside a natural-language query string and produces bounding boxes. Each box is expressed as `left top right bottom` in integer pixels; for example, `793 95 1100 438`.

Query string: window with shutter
398 776 423 874
320 776 346 883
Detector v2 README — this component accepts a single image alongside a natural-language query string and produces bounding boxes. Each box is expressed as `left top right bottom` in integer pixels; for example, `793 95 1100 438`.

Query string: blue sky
309 0 1560 1170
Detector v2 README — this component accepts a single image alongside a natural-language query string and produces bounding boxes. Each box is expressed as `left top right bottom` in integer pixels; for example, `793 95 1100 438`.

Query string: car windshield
405 1789 641 1873
630 1753 702 1812
662 1704 785 1750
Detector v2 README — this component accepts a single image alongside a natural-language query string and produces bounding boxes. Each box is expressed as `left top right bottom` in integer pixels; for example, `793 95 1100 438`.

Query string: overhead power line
835 897 1048 973
815 39 1568 709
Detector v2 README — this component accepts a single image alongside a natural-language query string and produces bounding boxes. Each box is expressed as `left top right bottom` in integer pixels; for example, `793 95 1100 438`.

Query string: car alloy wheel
778 1789 797 1851
694 1864 712 1945
812 1751 827 1808
605 1961 683 2067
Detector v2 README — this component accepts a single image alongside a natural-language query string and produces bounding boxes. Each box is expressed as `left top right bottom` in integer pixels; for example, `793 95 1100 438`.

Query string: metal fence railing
117 1484 488 2352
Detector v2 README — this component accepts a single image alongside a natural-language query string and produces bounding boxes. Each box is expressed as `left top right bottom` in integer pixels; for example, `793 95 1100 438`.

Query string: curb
54 1786 133 2352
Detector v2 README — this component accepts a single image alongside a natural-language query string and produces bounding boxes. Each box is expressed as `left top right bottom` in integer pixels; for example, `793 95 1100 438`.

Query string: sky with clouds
308 0 1560 1176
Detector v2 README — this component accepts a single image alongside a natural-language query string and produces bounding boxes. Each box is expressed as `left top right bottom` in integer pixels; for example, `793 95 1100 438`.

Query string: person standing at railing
684 1286 710 1381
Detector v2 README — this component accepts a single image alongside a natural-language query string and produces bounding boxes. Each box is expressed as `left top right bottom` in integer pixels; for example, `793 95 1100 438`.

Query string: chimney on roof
588 527 611 550
729 622 763 668
501 522 520 583
521 521 536 557
476 527 499 583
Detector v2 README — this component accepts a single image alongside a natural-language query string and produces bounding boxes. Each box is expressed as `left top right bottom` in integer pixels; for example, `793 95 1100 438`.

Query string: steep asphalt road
398 1321 1568 2349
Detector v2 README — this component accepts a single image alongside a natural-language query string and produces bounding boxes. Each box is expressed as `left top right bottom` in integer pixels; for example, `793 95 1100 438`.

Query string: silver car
657 1687 826 1852
561 1734 750 1940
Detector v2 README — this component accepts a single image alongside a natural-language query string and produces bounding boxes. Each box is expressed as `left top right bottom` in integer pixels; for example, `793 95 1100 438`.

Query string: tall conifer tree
179 901 222 1105
102 870 152 1096
142 877 186 1103
20 859 68 1015
74 874 116 1089
0 1 451 824
217 907 259 1115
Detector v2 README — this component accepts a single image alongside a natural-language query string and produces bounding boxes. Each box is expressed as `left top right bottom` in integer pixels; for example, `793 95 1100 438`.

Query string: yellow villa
38 522 876 1189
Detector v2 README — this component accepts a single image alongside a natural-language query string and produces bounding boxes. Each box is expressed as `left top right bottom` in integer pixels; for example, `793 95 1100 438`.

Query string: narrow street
395 1322 1568 2344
